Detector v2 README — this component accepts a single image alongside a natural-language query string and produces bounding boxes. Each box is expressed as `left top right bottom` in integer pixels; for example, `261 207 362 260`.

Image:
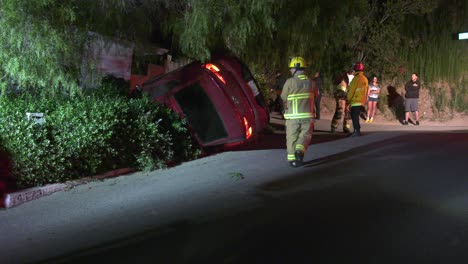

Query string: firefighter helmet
289 57 307 69
354 62 364 71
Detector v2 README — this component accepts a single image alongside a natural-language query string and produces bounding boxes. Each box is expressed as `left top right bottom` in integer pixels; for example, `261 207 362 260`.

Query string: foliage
171 0 467 99
451 77 468 113
1 0 467 111
0 0 83 95
0 88 200 187
399 0 468 82
395 0 468 114
428 85 449 114
377 94 389 115
0 0 172 94
169 0 459 98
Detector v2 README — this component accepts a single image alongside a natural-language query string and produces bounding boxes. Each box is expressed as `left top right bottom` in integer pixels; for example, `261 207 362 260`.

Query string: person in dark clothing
313 71 322 119
402 73 421 125
274 70 287 117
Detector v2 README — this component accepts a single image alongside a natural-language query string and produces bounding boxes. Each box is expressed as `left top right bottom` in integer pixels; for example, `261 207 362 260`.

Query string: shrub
377 95 389 116
0 87 200 188
451 78 468 113
428 85 449 115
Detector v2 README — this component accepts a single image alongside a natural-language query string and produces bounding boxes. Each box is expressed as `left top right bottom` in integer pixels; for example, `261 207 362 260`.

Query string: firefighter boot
294 150 304 167
289 161 299 167
348 129 361 137
343 123 351 134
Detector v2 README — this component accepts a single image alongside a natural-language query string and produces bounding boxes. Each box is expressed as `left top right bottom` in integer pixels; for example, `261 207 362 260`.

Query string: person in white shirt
366 76 381 122
347 69 355 85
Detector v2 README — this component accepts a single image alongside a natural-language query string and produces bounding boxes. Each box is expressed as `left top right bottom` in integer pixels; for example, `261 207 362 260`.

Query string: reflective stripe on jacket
281 73 315 120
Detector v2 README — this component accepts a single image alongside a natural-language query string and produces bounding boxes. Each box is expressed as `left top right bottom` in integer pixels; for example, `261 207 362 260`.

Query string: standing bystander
403 73 421 125
366 76 381 122
347 69 355 86
313 71 322 119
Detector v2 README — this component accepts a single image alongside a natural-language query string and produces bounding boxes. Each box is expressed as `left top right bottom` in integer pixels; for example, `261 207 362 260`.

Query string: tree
357 0 439 78
0 0 170 95
0 0 463 96
170 0 369 74
0 0 83 95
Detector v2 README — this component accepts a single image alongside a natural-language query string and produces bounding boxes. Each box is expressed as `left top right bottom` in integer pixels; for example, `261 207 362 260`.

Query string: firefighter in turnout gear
331 73 351 133
346 62 368 137
281 57 317 167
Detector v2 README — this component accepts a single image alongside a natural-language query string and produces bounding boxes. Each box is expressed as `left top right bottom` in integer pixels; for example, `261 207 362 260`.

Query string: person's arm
281 79 290 108
347 78 356 102
404 81 410 95
364 79 369 100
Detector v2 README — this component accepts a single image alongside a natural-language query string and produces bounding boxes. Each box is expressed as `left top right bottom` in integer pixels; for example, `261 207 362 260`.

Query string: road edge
1 168 134 209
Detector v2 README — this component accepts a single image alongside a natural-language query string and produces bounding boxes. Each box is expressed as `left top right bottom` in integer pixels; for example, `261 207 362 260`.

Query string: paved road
1 117 467 263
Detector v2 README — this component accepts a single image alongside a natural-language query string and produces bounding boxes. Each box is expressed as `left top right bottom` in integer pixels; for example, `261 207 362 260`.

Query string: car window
241 63 254 82
149 80 181 100
174 83 228 143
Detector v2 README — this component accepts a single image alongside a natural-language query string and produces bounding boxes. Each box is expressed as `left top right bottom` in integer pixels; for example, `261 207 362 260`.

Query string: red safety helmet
354 62 364 71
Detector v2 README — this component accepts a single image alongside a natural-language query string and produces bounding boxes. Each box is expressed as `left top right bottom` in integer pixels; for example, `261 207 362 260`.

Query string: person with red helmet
346 62 368 137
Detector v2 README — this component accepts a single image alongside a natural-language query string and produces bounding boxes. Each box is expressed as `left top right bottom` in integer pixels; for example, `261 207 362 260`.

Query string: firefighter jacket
346 71 368 107
281 73 316 120
334 81 348 99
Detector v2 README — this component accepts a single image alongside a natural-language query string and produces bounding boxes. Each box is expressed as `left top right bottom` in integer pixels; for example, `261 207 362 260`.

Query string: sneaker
370 117 373 123
415 121 420 125
365 118 370 123
402 120 408 125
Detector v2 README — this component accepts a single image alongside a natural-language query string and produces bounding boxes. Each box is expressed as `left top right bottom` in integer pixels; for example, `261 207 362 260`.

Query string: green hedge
0 87 200 188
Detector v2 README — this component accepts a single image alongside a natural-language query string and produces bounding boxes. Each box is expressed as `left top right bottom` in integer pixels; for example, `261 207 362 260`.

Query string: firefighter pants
350 105 362 131
331 98 351 132
285 119 314 162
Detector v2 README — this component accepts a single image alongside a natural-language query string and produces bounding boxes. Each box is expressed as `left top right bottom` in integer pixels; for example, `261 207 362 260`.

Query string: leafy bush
0 88 200 188
451 78 468 113
377 95 388 115
428 85 449 114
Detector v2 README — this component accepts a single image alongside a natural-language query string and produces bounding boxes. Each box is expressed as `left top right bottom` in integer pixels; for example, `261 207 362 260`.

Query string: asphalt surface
1 114 467 263
61 131 468 264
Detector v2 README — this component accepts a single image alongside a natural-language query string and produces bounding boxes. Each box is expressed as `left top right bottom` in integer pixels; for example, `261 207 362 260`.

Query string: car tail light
204 63 226 84
243 117 253 139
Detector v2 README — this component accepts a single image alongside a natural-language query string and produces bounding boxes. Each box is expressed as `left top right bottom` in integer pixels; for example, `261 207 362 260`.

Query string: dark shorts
368 97 379 102
405 98 419 112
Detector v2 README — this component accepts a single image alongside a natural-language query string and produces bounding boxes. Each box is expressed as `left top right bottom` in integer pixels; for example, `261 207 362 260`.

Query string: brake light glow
243 117 253 139
205 63 226 84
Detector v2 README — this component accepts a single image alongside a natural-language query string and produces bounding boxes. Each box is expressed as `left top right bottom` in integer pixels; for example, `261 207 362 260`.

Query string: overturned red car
138 54 269 150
